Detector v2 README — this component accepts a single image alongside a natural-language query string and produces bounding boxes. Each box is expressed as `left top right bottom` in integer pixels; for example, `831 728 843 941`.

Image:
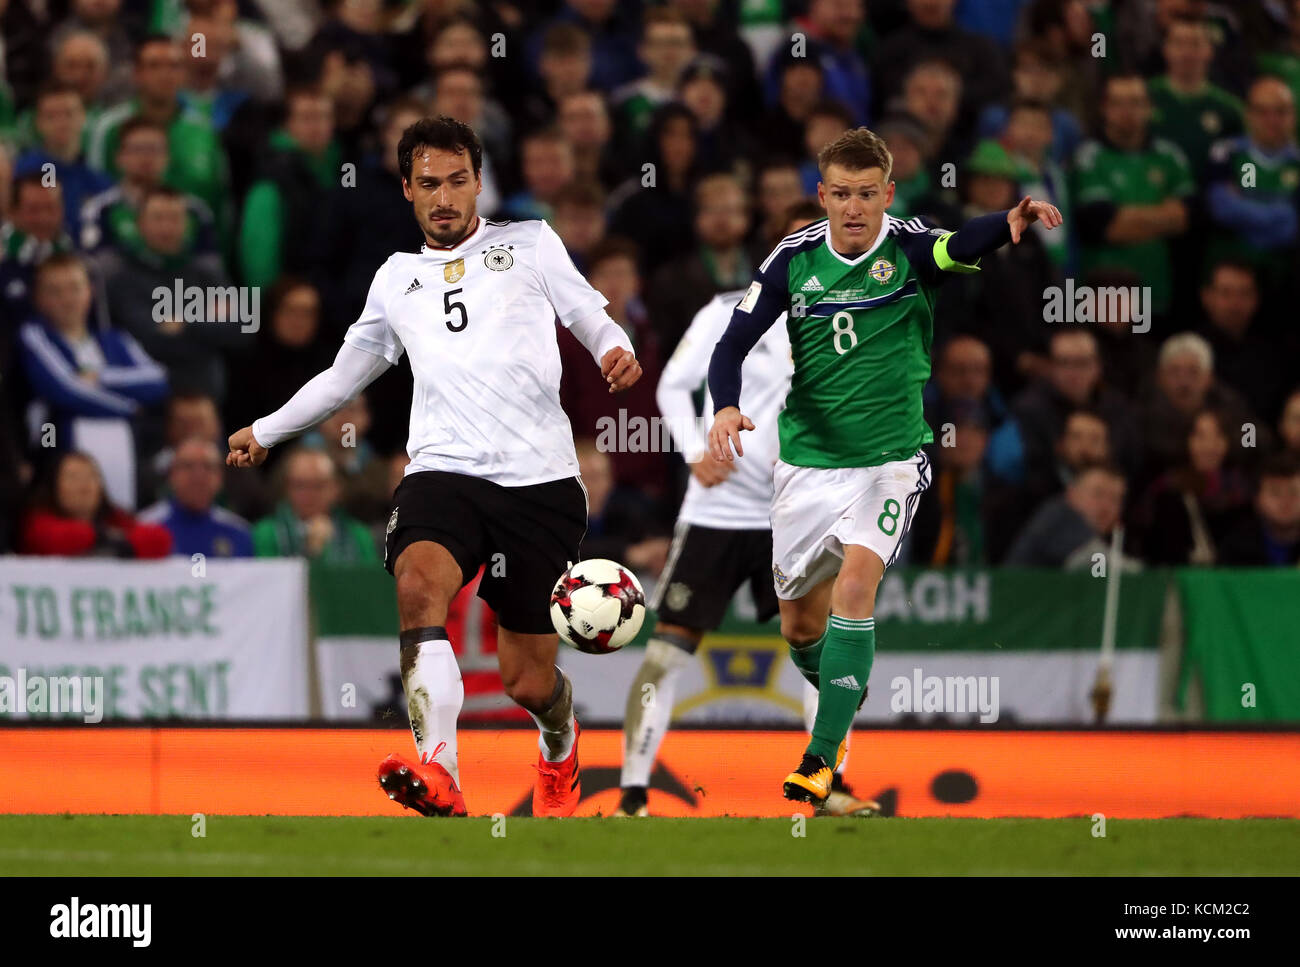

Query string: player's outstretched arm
226 341 392 468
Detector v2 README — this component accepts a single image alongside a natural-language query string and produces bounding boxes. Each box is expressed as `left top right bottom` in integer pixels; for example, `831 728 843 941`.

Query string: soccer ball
549 559 646 654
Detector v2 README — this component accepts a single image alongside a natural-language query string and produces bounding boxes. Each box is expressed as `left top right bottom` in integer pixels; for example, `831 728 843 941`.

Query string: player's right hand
226 426 269 468
690 451 735 487
708 406 755 462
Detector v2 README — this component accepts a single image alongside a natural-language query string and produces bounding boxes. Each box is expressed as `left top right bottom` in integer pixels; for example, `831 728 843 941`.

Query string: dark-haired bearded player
227 116 641 817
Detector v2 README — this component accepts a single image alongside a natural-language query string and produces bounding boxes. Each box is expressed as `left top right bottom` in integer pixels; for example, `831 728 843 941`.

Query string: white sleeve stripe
21 326 137 414
759 221 828 273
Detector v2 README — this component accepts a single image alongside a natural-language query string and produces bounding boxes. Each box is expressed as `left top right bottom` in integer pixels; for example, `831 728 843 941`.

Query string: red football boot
533 720 582 817
377 753 467 817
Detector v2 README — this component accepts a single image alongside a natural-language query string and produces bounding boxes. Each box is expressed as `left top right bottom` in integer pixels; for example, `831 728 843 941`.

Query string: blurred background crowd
1 0 1299 577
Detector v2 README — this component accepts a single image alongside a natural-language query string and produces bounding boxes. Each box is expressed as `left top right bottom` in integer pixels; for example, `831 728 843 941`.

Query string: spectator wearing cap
14 84 113 233
138 436 254 558
1216 454 1300 566
935 138 1056 398
98 186 243 404
611 7 696 147
238 86 340 288
86 35 230 233
18 253 168 510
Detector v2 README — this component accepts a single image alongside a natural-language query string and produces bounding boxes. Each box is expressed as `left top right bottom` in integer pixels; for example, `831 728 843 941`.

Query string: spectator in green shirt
1148 16 1244 183
1072 72 1194 319
237 86 340 288
252 447 379 564
85 34 231 237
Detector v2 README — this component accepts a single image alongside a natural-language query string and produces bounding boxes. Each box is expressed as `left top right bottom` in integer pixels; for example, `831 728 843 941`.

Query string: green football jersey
1147 76 1244 181
730 216 979 469
1071 135 1194 314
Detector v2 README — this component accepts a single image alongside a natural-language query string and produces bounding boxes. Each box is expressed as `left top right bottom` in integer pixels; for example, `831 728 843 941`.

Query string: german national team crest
665 582 692 612
444 258 465 283
484 247 514 271
870 257 895 283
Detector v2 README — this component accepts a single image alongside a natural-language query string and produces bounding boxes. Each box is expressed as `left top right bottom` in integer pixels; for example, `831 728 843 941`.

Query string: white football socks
528 667 577 763
803 679 849 773
401 637 464 784
621 638 693 788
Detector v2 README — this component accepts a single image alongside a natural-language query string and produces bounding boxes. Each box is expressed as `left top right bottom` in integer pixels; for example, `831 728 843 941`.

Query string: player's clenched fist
601 347 642 393
708 406 755 461
226 426 269 468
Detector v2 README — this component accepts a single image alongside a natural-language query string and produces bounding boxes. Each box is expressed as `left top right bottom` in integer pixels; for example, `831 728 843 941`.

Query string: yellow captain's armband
933 232 982 274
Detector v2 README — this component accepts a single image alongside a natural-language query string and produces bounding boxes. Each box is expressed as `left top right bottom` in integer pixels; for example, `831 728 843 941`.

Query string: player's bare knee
394 567 452 627
781 613 824 647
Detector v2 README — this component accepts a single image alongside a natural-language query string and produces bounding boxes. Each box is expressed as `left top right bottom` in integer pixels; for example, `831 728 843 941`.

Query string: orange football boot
533 720 582 817
377 753 467 817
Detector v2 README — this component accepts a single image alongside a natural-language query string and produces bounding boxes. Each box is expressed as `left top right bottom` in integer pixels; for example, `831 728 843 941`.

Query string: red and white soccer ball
549 559 646 654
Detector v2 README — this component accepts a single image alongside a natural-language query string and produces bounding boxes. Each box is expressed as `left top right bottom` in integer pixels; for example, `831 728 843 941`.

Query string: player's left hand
601 347 642 393
1007 196 1063 244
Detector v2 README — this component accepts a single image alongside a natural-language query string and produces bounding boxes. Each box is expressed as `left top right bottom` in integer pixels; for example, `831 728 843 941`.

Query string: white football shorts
770 449 932 600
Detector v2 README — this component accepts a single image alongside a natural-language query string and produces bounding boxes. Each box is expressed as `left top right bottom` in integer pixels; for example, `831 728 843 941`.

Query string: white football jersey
343 217 608 486
657 290 792 529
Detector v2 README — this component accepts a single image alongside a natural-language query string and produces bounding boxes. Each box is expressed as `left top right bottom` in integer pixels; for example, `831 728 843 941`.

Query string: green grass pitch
1 816 1297 875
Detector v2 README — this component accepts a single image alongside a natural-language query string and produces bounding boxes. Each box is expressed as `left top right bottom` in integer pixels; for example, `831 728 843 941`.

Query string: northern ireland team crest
870 257 895 283
444 258 465 283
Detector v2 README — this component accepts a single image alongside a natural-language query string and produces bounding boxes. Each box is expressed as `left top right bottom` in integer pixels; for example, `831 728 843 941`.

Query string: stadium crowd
1 0 1299 573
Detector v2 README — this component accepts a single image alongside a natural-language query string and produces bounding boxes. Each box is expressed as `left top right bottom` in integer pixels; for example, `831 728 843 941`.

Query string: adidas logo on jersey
830 674 862 690
801 275 822 291
404 278 423 294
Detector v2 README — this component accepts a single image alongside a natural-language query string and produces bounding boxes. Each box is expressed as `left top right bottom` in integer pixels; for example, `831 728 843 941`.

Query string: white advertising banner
0 556 309 719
